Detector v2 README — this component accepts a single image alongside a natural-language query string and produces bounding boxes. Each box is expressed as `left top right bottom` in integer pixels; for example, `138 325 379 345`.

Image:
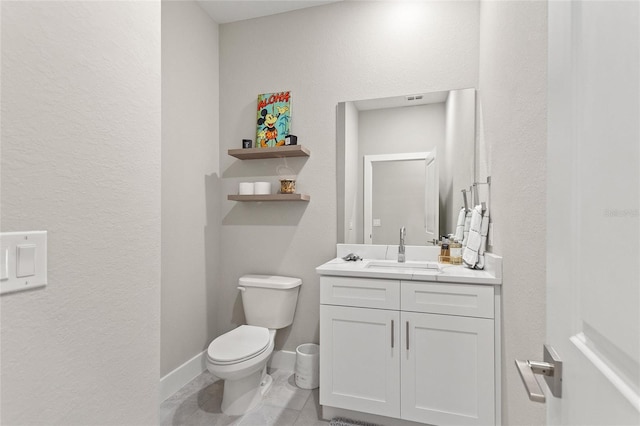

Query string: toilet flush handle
237 286 246 292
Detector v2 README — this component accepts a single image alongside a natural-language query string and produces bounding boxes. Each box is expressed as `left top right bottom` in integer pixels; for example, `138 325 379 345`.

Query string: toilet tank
239 275 302 329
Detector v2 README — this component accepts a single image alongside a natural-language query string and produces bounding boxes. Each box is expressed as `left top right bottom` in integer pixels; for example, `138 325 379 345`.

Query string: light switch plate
0 231 47 295
17 244 37 278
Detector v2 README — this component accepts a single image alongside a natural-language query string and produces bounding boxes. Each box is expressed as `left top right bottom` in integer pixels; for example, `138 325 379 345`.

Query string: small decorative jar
280 179 296 194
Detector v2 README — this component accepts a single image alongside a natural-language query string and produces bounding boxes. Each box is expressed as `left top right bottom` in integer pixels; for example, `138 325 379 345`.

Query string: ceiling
197 0 343 24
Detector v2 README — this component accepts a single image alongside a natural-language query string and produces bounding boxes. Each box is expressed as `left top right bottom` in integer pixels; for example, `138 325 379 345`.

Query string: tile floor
160 369 330 426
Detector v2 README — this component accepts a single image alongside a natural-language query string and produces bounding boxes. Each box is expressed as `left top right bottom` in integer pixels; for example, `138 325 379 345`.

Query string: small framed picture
256 91 291 148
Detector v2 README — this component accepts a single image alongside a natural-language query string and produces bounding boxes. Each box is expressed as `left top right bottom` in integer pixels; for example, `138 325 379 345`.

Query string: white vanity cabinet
320 304 401 418
319 276 401 417
320 275 498 426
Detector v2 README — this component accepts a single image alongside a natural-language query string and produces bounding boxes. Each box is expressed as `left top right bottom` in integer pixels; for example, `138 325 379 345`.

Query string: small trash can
295 343 319 389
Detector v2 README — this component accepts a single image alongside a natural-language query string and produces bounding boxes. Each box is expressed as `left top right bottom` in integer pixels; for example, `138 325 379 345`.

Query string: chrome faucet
398 226 406 263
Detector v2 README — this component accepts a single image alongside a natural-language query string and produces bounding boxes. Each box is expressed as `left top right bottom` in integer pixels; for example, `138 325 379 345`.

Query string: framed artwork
256 91 291 147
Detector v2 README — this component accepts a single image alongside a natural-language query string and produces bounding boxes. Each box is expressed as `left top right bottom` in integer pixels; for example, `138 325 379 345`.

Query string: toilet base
221 365 272 416
260 372 273 396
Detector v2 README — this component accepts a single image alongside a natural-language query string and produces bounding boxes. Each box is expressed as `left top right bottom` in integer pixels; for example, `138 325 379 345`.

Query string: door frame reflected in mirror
363 151 438 245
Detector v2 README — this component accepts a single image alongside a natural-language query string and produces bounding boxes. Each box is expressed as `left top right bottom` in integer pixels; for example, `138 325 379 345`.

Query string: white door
546 0 640 423
401 311 494 426
319 305 401 418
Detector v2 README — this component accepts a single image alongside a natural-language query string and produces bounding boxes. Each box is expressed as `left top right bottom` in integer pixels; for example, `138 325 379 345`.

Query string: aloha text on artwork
257 91 290 111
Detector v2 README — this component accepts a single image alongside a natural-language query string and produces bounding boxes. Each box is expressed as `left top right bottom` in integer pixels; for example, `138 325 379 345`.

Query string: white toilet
206 274 302 415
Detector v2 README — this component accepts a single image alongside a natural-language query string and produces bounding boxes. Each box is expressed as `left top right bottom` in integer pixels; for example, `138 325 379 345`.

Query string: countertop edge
316 260 502 286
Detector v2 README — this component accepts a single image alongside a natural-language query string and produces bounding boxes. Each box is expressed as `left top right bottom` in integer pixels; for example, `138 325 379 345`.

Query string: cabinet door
320 305 400 418
401 312 495 426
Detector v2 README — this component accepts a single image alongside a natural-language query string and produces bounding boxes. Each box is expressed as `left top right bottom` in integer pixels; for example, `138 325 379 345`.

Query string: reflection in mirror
364 152 438 245
337 88 476 245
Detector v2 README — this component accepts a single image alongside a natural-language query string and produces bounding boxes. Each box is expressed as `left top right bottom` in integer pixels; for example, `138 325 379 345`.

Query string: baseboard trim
159 349 296 402
268 349 296 371
159 350 207 402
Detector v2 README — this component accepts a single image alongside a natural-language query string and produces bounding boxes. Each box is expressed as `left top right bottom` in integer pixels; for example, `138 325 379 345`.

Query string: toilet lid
208 325 270 364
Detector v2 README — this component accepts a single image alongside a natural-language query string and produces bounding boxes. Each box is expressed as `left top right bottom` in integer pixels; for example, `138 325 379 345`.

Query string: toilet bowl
205 275 302 416
207 326 276 415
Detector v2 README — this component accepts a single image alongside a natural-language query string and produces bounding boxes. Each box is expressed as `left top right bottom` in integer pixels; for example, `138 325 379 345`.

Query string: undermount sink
365 260 440 271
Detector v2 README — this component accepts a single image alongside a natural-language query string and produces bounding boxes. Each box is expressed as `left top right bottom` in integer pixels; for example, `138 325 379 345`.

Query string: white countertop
316 244 502 285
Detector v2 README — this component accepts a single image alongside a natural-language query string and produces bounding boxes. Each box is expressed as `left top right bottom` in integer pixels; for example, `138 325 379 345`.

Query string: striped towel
476 208 490 269
462 209 472 246
463 205 489 270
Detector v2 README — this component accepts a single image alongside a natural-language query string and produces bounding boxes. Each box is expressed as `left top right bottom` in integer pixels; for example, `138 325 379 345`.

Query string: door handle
515 344 563 403
515 360 551 403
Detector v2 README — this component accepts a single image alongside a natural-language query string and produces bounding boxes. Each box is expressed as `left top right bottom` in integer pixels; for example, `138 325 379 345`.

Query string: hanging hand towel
476 208 490 269
462 206 482 267
462 210 472 247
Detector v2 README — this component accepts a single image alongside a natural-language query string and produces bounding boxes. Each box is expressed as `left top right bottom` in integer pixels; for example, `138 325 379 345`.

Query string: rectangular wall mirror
337 88 476 245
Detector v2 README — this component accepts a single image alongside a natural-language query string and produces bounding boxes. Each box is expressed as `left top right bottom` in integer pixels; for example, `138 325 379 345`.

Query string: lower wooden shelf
228 194 310 202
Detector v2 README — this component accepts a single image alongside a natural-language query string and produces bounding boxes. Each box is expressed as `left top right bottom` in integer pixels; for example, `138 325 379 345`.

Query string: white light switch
0 231 47 295
16 244 36 278
373 219 382 227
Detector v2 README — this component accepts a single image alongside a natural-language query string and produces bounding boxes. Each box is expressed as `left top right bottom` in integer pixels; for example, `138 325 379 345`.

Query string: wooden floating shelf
228 194 310 202
228 145 310 160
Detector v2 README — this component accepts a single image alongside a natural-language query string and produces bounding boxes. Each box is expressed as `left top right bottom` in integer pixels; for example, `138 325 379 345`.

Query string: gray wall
0 2 161 424
218 0 479 354
478 1 547 424
161 0 220 378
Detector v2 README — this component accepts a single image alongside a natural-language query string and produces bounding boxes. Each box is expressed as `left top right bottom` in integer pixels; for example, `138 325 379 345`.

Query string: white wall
161 0 220 378
218 0 479 352
478 1 548 424
0 2 161 424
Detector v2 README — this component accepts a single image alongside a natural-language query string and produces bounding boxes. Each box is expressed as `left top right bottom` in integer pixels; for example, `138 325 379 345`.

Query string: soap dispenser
441 237 450 257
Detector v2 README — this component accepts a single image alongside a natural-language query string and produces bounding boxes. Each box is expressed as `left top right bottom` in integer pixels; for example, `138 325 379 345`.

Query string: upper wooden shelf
228 194 310 202
228 145 310 160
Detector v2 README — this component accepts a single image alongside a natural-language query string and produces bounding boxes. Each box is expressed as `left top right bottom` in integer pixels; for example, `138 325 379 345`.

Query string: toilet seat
207 325 270 365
